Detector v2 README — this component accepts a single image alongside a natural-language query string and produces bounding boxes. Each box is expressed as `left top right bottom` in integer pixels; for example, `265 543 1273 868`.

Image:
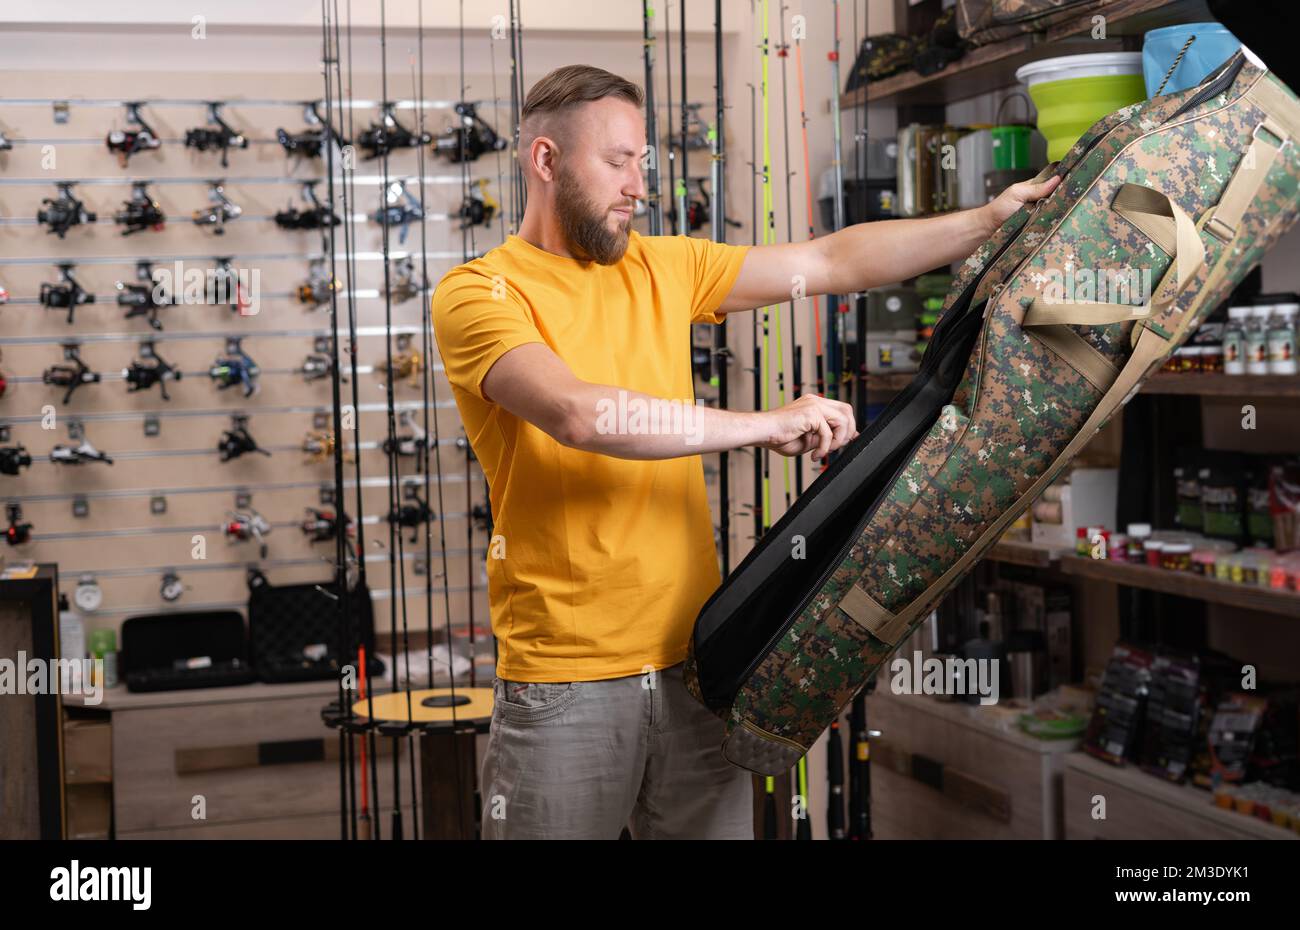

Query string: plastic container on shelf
1191 549 1217 576
1126 523 1152 560
1200 343 1224 373
1161 542 1193 571
1108 532 1129 562
1144 538 1166 568
1267 301 1298 375
1016 53 1146 161
1215 551 1237 582
1246 305 1273 375
1223 304 1250 375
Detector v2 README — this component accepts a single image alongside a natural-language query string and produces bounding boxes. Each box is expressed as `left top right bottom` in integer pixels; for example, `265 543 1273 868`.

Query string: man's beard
555 168 632 265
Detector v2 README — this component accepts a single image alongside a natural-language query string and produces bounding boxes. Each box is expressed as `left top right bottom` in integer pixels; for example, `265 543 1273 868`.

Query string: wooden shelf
988 538 1061 568
1141 372 1300 397
841 0 1205 108
1058 554 1300 618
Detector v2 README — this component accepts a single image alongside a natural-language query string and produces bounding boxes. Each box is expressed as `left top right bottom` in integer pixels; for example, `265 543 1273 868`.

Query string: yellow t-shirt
432 230 750 682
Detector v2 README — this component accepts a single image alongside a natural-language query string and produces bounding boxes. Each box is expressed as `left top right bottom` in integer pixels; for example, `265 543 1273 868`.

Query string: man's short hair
521 65 644 129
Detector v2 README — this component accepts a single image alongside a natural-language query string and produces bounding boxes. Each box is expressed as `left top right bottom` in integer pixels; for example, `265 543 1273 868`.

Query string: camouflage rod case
684 49 1300 776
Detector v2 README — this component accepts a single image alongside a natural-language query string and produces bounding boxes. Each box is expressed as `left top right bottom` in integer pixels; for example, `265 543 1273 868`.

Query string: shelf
1058 554 1300 618
1141 372 1300 397
988 538 1061 568
841 0 1205 108
863 372 915 393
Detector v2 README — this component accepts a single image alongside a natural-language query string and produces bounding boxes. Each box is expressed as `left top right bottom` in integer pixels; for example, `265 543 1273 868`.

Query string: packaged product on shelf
1125 522 1151 560
1206 692 1267 784
1266 298 1298 375
1139 652 1201 784
1245 303 1273 375
1199 462 1247 544
1222 304 1250 375
1160 542 1193 571
1083 643 1153 767
1247 461 1276 548
1270 459 1300 552
1174 463 1203 530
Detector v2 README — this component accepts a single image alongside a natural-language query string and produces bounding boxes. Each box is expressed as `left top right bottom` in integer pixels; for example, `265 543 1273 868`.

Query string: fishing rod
677 1 689 234
644 1 664 235
793 14 826 403
508 0 526 230
712 0 730 574
828 0 847 406
663 3 675 235
320 0 360 842
777 2 803 501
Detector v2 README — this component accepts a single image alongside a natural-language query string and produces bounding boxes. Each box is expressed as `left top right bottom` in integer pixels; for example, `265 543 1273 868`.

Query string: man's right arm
482 343 859 463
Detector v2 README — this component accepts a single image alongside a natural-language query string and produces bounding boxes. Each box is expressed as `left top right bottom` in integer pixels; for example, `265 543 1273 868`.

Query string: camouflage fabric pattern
956 0 1116 46
707 58 1300 771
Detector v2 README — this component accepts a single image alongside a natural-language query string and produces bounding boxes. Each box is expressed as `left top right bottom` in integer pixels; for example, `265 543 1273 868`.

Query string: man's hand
981 171 1062 234
758 394 859 463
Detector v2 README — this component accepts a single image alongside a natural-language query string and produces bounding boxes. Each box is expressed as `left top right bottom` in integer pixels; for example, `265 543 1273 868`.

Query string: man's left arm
717 174 1060 315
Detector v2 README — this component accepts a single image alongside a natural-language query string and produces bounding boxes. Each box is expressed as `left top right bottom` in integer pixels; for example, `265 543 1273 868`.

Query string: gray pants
479 662 754 839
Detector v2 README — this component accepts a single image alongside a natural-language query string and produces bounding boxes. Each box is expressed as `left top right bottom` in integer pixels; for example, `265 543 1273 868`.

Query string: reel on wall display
299 352 334 383
302 429 352 464
296 259 339 308
116 261 173 331
301 506 353 542
385 255 423 304
224 508 270 558
457 178 498 230
276 103 349 161
386 488 436 545
122 341 181 401
371 179 423 244
217 420 271 462
432 102 507 163
379 335 422 389
382 410 432 471
37 183 97 238
0 128 13 153
184 102 248 168
40 264 96 324
0 445 32 476
206 258 251 315
0 279 9 304
191 182 242 235
43 345 100 405
159 571 184 603
114 182 166 236
209 339 260 398
51 434 113 466
105 102 161 167
5 503 32 546
275 181 340 231
357 103 430 160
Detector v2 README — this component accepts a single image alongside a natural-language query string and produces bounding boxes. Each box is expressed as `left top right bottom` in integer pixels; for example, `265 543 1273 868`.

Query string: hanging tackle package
37 183 97 238
122 343 181 400
105 102 161 167
184 103 249 168
43 346 100 405
40 265 95 324
191 182 242 235
432 102 507 163
275 182 340 231
113 182 166 236
357 103 430 160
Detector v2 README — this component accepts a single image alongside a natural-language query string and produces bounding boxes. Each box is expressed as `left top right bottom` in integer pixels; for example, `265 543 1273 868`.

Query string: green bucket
1017 53 1147 162
990 125 1032 170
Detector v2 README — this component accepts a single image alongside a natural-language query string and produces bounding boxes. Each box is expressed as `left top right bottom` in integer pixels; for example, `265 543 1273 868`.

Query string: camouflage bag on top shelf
955 0 1116 46
684 49 1300 776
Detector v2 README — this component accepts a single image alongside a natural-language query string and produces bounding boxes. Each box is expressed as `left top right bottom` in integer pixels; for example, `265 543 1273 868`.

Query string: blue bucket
1143 23 1242 98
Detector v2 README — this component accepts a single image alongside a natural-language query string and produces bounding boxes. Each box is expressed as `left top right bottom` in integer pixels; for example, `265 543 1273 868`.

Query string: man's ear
530 135 558 183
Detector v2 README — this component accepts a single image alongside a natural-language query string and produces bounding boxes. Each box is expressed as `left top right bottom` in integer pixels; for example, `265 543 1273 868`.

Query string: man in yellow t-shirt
432 65 1058 839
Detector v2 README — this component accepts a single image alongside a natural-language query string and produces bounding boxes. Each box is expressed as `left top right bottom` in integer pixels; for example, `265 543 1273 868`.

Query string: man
432 65 1059 840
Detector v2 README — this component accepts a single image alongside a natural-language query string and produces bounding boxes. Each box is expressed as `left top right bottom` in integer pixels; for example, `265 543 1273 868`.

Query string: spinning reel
274 181 340 231
37 183 97 238
43 345 100 405
432 102 507 163
371 179 423 245
209 338 260 398
224 508 271 558
116 261 173 331
217 418 271 462
40 264 96 324
382 410 432 471
0 445 32 476
357 103 430 160
276 103 348 160
385 256 424 304
387 488 436 544
379 335 422 388
5 503 32 547
299 352 334 383
301 506 353 542
296 259 339 308
191 182 242 235
0 129 12 152
457 178 498 230
51 427 113 466
113 182 166 236
206 258 251 315
184 103 248 168
122 341 181 401
301 429 352 464
105 102 161 167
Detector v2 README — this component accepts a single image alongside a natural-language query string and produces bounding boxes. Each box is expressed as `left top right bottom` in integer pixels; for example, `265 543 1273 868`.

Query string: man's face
551 98 648 265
